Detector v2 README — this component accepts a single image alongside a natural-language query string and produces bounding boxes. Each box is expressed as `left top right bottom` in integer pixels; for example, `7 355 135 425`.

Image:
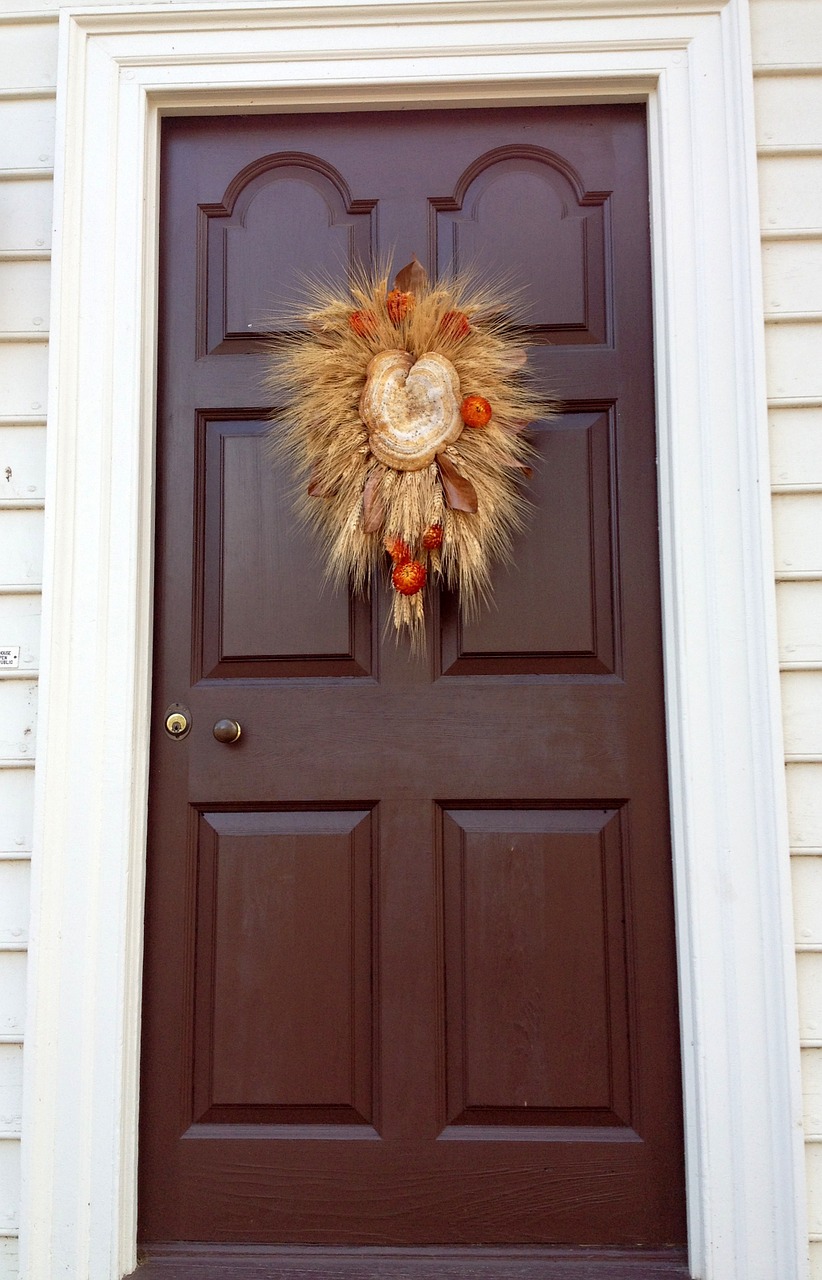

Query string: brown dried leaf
394 256 427 295
437 454 478 513
362 466 386 532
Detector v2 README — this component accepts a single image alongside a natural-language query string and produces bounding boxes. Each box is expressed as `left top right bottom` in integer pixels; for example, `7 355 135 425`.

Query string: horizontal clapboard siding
0 15 54 1277
753 0 822 1273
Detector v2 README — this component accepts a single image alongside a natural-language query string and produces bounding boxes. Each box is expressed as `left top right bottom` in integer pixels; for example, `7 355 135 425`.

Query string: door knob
213 718 242 743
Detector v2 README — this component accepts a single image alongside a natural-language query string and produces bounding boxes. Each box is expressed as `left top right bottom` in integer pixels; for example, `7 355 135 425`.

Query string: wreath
265 258 551 646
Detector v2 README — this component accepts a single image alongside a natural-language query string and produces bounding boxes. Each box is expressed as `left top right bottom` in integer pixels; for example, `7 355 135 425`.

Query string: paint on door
139 106 686 1251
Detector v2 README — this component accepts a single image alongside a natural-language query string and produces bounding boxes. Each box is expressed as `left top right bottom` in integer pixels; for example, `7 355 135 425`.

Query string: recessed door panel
201 155 376 353
192 809 375 1128
439 408 617 675
442 806 630 1130
433 147 609 344
198 415 373 678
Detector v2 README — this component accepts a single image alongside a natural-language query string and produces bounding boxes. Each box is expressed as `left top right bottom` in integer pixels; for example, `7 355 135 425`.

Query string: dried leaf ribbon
394 255 428 295
362 465 386 533
437 454 479 513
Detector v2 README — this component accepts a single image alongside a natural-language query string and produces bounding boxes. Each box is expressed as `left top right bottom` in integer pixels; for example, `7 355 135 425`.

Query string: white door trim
20 2 807 1277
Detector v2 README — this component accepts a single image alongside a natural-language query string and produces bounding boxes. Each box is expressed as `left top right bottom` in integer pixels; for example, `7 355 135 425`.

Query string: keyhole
164 706 191 739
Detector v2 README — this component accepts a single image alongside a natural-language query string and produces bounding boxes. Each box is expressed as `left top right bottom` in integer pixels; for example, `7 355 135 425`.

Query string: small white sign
0 648 20 669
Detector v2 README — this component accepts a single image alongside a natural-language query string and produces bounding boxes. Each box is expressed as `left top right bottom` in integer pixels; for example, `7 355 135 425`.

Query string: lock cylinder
163 703 191 739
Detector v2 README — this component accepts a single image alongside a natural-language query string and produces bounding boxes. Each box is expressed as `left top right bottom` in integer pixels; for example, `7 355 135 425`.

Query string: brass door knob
213 718 242 744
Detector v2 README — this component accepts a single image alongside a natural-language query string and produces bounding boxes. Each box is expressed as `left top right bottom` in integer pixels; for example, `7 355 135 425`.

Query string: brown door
140 106 686 1264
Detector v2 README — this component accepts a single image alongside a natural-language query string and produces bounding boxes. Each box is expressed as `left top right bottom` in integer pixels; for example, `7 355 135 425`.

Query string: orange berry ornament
384 535 411 564
348 309 378 338
422 523 444 551
392 560 427 596
460 394 493 429
439 310 471 340
386 289 414 325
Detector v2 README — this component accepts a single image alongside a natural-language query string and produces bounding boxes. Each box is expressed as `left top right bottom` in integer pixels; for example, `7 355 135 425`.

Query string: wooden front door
139 106 686 1265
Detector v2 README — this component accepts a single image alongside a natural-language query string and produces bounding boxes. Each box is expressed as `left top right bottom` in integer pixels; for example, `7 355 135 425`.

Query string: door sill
133 1245 690 1278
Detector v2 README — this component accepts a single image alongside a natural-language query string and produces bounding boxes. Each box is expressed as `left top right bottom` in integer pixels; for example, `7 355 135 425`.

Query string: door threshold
133 1244 690 1278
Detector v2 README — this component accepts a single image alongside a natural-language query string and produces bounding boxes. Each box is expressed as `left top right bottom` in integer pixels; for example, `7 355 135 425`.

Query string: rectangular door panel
192 809 375 1129
440 408 617 676
198 414 373 678
441 806 630 1130
201 158 377 355
432 148 610 345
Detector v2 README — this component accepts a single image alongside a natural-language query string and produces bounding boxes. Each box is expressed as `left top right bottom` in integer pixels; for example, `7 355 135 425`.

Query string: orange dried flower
460 394 493 429
386 289 415 325
384 535 411 564
392 560 427 596
439 310 471 340
422 524 444 550
348 309 378 338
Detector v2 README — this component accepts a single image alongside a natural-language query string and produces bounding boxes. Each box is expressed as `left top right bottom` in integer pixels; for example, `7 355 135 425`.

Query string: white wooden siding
774 493 822 572
0 770 33 856
772 405 822 483
0 1141 20 1236
0 13 53 1274
0 23 56 91
753 0 822 1273
0 1046 22 1275
756 77 822 147
0 346 48 420
760 154 822 231
0 955 26 1043
0 597 40 674
0 100 54 171
0 179 52 253
750 0 822 64
0 864 29 951
763 240 822 316
0 0 819 1275
766 323 822 399
0 683 36 767
0 263 50 334
787 763 822 849
779 583 822 667
0 1046 22 1137
783 671 822 758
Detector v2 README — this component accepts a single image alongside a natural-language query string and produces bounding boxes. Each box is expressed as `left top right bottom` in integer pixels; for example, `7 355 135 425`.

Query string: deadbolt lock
164 704 191 739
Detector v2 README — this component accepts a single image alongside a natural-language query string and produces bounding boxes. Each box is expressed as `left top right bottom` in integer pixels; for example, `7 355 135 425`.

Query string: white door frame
20 2 808 1277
